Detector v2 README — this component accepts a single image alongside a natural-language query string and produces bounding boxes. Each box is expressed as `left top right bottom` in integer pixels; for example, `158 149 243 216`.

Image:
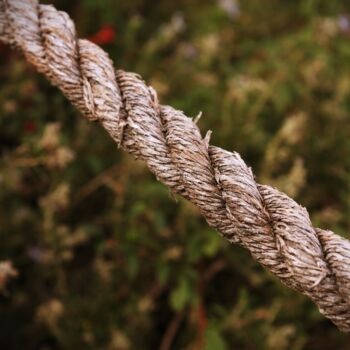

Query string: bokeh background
1 0 350 349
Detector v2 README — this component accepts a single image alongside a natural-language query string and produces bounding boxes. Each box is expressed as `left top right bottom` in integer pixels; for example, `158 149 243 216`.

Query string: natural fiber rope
1 0 350 331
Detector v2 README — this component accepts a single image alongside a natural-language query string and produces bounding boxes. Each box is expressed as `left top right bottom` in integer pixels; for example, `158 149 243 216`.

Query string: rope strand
1 0 350 331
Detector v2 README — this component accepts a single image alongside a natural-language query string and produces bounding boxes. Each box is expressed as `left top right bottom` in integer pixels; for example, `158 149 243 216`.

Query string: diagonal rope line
1 0 350 331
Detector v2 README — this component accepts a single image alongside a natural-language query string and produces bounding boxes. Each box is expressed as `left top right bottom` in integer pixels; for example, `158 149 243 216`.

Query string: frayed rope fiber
1 0 350 331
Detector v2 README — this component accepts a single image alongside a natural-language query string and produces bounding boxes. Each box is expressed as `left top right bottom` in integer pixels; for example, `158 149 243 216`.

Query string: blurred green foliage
1 0 350 349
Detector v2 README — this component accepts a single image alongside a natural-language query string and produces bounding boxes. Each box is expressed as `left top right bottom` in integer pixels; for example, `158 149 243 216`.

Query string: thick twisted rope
1 0 350 331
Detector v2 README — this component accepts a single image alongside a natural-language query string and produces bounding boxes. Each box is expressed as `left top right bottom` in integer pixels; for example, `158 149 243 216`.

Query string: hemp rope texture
1 0 350 332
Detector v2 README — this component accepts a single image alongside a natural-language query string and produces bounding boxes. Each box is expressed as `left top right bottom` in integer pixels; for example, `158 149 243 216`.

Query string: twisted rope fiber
2 0 350 331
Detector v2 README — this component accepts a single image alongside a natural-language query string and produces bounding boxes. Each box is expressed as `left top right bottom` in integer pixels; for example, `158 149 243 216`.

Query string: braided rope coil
1 0 350 331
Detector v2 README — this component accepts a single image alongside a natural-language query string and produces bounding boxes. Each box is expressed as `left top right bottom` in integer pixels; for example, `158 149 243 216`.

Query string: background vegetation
1 0 350 348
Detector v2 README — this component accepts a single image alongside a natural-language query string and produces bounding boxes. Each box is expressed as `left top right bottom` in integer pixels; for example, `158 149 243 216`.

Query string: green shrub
1 0 350 348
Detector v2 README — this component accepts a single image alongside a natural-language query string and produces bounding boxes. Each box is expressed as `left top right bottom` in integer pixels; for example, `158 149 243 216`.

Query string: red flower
23 121 37 133
88 25 116 45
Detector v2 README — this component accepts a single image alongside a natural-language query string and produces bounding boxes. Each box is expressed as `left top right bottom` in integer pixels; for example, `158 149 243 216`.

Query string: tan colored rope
1 0 350 331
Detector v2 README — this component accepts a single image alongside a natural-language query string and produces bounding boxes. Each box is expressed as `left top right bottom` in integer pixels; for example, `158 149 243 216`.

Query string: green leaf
204 324 227 350
170 277 191 311
157 263 170 285
203 230 221 257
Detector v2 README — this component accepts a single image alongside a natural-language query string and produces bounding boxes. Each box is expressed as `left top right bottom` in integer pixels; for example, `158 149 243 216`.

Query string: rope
1 0 350 331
